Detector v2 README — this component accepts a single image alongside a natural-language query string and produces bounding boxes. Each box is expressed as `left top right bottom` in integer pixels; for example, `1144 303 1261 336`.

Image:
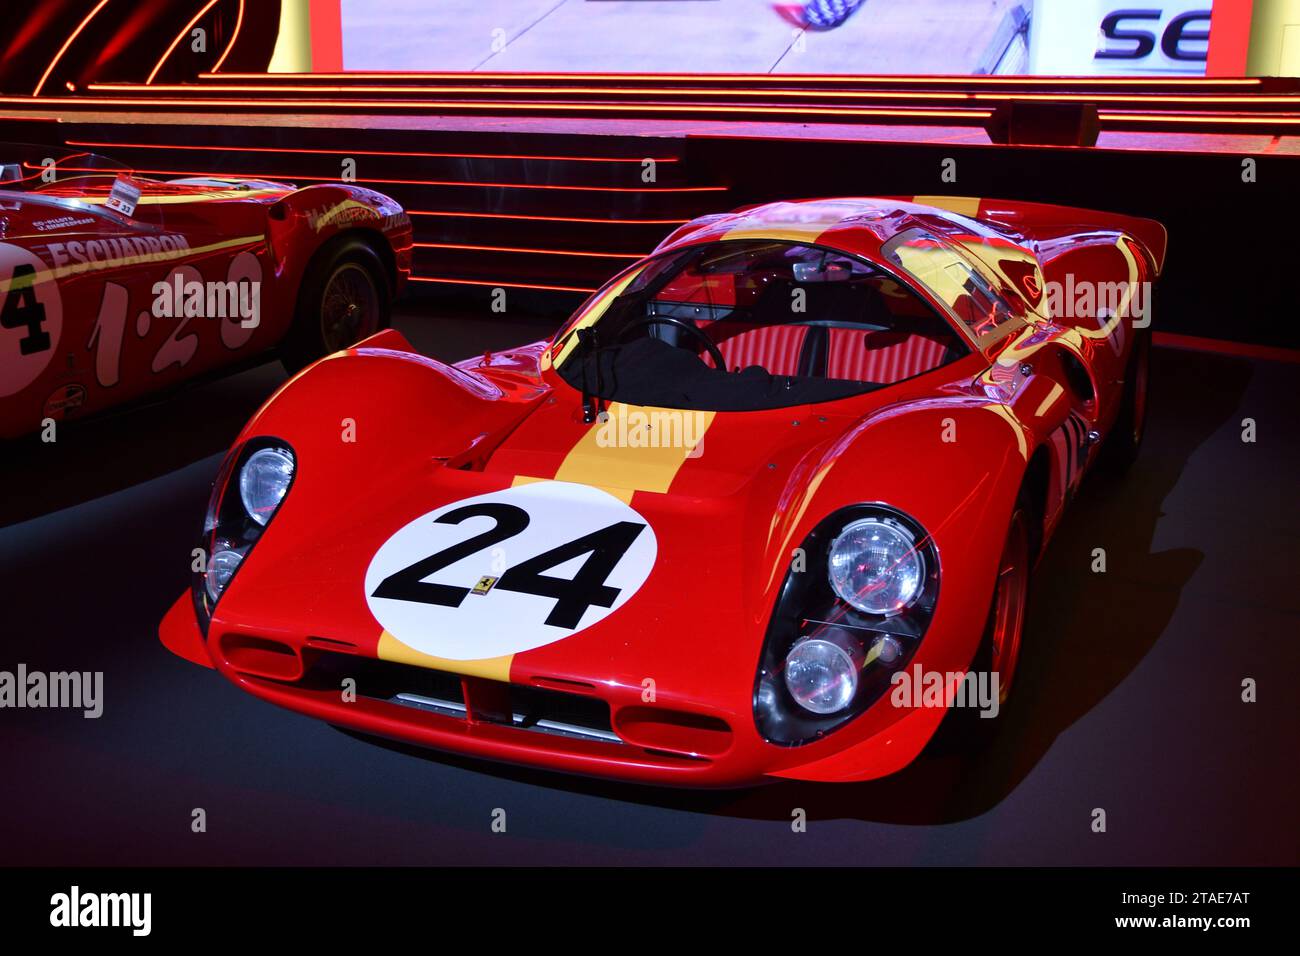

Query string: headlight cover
754 504 939 745
784 636 860 715
828 517 924 615
239 447 295 526
192 438 296 632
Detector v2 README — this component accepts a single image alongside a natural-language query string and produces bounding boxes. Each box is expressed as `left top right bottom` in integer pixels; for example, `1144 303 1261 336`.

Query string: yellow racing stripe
913 195 982 217
384 405 713 680
77 188 286 205
552 402 714 503
0 234 264 294
378 630 513 682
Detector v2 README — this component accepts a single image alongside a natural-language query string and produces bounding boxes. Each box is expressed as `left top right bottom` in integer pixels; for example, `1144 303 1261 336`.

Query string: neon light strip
210 0 245 74
64 138 680 163
409 210 687 225
92 82 1300 105
101 165 726 192
147 0 222 85
973 93 1300 104
414 242 642 259
33 0 111 97
1098 112 1300 125
0 95 991 119
1154 332 1300 364
22 94 1296 127
200 71 1262 87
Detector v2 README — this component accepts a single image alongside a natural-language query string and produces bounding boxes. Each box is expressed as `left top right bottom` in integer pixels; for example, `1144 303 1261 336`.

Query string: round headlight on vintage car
205 546 244 602
239 447 295 526
827 517 924 615
784 636 860 715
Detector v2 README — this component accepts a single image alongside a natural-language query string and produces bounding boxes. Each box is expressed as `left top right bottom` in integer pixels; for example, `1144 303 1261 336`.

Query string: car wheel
933 497 1034 751
985 505 1031 706
963 494 1034 719
1100 327 1150 473
281 238 389 373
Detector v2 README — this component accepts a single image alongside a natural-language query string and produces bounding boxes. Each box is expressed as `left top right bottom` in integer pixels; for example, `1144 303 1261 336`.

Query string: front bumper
160 592 957 787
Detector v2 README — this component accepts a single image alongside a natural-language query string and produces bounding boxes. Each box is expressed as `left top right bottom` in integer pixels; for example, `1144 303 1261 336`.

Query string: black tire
967 489 1034 728
281 237 390 373
1099 327 1151 474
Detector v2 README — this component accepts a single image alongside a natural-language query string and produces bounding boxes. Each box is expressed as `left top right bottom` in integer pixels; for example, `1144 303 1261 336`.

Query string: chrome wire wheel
319 261 380 353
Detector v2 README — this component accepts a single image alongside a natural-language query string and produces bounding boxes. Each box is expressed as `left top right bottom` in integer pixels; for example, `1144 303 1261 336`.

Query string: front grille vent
302 652 620 745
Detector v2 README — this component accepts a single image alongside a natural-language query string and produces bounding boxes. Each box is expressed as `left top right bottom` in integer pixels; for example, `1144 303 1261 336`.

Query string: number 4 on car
159 196 1163 787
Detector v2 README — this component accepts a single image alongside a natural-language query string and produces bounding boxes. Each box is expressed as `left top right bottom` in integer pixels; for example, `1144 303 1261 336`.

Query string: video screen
340 0 1215 76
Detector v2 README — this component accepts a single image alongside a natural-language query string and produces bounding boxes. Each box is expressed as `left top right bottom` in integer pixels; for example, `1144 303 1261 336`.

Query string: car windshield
553 239 969 411
0 144 133 196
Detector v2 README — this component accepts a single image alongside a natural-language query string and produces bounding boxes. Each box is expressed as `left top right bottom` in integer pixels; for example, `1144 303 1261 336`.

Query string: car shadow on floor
337 348 1255 824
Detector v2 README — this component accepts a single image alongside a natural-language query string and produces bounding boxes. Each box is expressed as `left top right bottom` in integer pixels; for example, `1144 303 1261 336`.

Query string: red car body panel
159 196 1164 787
0 167 411 439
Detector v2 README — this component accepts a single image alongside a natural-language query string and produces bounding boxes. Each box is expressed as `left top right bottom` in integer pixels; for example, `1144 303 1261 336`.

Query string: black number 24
372 503 646 629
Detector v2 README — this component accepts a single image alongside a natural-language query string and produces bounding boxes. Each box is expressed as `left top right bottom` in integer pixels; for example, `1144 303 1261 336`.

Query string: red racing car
0 145 410 439
159 196 1164 786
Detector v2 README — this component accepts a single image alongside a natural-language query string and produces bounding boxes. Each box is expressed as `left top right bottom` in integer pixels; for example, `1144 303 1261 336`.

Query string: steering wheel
617 315 728 371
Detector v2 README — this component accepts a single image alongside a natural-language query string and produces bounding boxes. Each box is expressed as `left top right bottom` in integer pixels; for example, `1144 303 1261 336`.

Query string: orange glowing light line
210 0 245 74
409 210 687 225
6 154 105 187
1 95 991 119
411 276 595 293
64 138 679 163
199 71 1262 87
91 82 1300 106
33 0 111 97
147 0 222 85
1153 332 1300 364
972 92 1300 104
106 165 727 192
1098 112 1300 125
415 242 642 259
92 82 959 100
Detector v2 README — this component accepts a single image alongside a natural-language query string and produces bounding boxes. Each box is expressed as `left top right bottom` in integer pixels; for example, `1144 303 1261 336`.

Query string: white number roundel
0 243 63 398
365 481 657 661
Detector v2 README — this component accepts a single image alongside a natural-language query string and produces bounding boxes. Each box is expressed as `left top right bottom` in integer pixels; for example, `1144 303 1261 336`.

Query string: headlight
784 635 860 715
753 505 939 746
239 447 295 525
205 547 245 602
828 517 923 615
192 438 296 632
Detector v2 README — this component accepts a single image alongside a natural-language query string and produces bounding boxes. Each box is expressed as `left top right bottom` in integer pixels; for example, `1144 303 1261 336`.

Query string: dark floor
1 298 1297 866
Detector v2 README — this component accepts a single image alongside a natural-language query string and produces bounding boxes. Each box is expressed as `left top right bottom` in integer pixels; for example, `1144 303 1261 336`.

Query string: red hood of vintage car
207 343 979 725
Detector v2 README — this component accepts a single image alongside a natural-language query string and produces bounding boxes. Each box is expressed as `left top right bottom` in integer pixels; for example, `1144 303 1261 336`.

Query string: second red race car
159 195 1163 787
0 145 410 439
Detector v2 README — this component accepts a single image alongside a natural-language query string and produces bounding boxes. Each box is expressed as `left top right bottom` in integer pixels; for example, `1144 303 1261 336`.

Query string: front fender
236 330 548 464
266 183 411 293
764 395 1036 782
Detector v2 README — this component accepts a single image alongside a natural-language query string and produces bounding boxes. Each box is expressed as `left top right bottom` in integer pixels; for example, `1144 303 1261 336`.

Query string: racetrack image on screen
339 0 1213 76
